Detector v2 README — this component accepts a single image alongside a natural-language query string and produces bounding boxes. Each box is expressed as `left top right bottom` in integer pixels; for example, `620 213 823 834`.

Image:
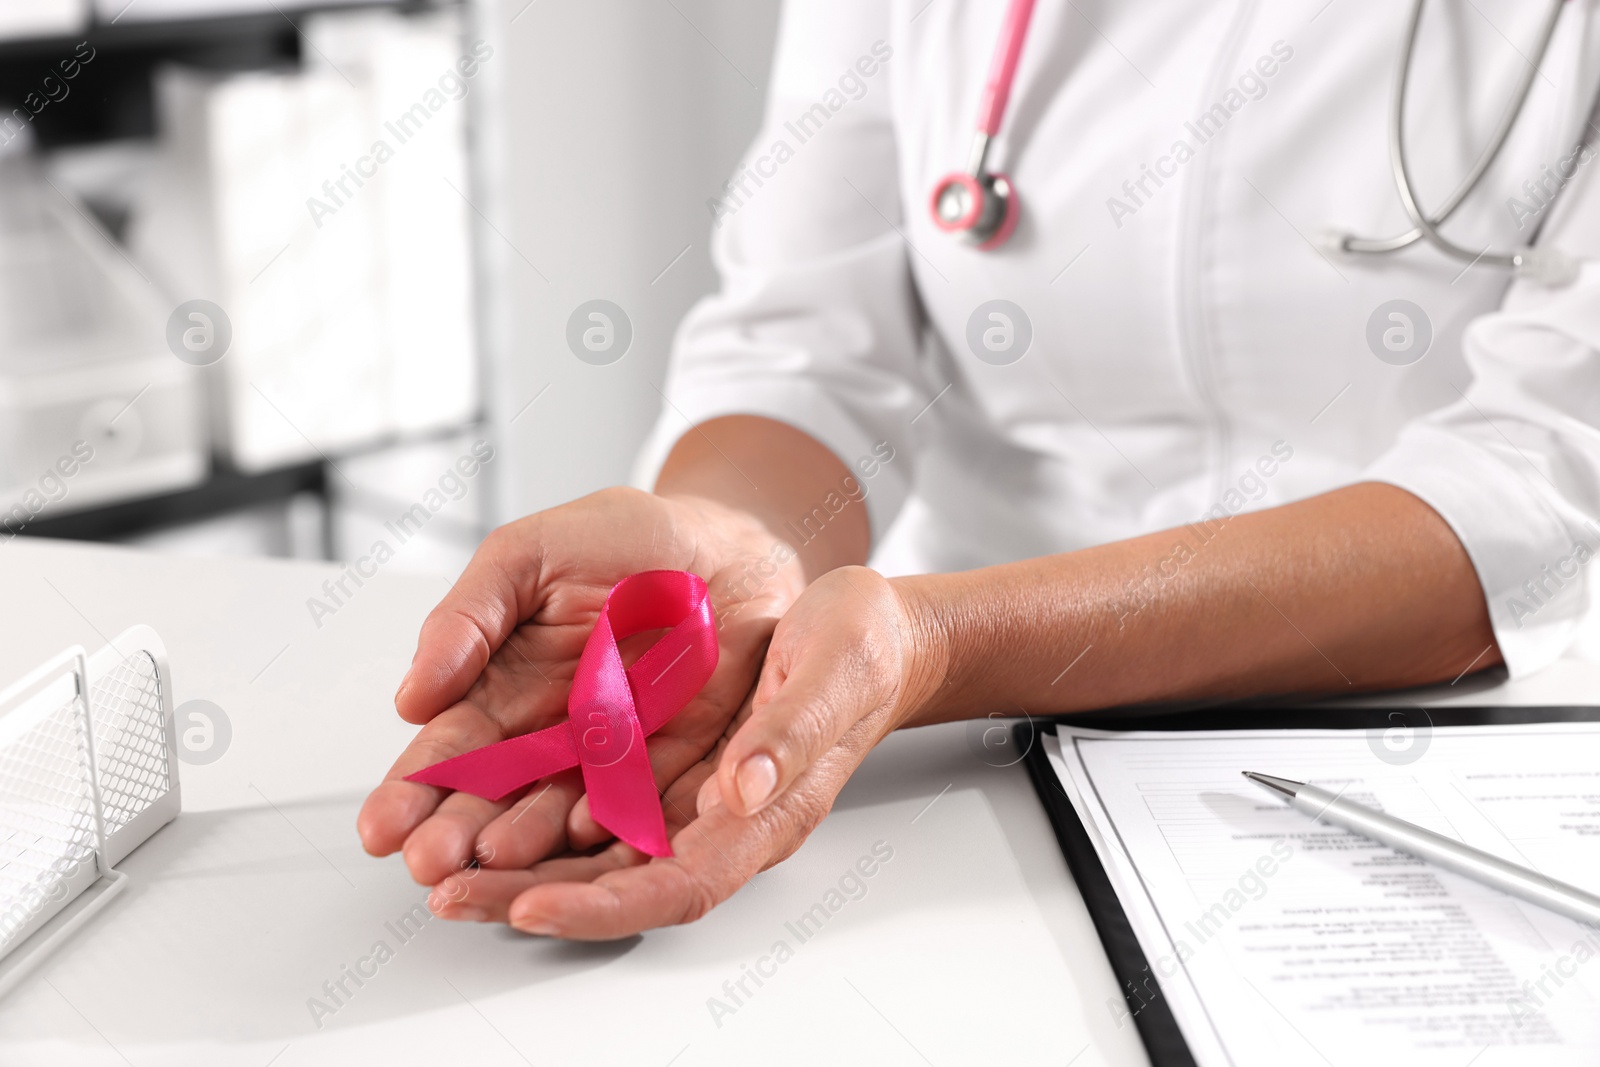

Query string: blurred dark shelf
2 2 475 551
0 1 439 146
15 460 326 541
0 2 421 58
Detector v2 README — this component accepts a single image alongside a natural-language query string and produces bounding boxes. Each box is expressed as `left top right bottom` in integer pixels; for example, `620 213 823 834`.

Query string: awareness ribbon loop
405 570 718 858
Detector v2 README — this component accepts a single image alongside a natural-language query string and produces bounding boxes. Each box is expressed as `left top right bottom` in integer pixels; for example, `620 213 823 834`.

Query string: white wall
473 0 782 523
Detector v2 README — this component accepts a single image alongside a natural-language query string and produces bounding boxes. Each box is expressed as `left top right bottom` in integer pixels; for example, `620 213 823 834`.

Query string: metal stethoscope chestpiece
930 139 1020 249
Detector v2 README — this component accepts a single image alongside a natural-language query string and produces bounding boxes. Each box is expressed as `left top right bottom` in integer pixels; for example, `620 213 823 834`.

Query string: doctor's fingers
394 515 554 726
408 767 586 886
402 765 599 885
519 727 712 858
715 567 912 819
479 720 725 870
504 736 865 939
431 762 715 922
357 685 569 866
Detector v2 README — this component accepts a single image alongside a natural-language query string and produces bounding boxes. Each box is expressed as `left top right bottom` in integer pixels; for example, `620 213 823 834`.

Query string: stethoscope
930 0 1036 249
1334 0 1582 286
930 0 1588 286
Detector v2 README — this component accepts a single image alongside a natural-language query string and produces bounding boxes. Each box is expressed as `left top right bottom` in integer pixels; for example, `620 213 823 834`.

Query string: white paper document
1046 722 1600 1066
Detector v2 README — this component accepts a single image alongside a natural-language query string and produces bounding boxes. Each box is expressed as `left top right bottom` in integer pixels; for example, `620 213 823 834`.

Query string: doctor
359 0 1600 938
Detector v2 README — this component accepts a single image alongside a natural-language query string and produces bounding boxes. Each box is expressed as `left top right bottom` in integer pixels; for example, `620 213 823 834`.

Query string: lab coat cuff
1364 437 1590 678
631 381 911 549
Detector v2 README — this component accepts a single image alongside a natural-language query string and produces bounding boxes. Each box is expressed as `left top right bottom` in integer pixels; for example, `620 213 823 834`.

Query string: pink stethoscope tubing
928 0 1037 250
976 0 1037 137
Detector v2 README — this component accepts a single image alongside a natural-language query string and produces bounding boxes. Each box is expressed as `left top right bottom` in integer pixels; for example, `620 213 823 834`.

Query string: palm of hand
423 565 923 939
357 487 803 888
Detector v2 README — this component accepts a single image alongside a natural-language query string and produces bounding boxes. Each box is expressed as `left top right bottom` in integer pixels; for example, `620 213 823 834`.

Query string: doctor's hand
418 483 1507 936
423 566 946 938
355 486 805 887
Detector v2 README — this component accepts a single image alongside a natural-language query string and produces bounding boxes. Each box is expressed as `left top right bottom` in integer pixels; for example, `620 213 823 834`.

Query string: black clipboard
1017 704 1600 1067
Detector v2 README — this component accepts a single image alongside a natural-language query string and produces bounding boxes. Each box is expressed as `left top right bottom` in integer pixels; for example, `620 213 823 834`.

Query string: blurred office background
0 0 779 575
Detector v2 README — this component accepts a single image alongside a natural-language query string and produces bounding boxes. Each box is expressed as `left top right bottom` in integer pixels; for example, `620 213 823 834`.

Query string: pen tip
1242 772 1301 799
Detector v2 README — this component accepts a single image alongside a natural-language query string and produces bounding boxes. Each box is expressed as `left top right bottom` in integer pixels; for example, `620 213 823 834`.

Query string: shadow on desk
12 795 640 1045
15 732 1034 1054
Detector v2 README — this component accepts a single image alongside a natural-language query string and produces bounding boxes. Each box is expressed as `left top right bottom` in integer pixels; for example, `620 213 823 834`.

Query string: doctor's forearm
893 482 1502 724
655 415 871 582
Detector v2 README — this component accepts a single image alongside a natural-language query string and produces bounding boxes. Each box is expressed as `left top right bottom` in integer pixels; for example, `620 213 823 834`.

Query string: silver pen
1243 771 1600 928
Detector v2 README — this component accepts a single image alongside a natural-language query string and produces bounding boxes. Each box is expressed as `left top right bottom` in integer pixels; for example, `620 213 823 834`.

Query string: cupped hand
356 486 805 887
425 565 948 938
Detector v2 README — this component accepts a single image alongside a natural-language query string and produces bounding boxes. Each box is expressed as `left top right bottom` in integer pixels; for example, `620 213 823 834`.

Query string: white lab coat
635 0 1600 677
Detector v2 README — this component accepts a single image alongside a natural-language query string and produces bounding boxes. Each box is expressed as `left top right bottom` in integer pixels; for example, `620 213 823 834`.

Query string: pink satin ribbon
406 570 718 858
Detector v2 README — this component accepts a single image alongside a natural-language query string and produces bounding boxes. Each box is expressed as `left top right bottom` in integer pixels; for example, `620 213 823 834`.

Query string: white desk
0 538 1595 1066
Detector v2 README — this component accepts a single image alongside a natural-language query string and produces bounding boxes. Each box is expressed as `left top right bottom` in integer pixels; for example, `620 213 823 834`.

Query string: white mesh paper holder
0 625 180 996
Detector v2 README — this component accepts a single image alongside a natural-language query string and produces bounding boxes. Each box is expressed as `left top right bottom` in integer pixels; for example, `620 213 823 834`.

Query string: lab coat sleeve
1363 164 1600 677
631 0 925 545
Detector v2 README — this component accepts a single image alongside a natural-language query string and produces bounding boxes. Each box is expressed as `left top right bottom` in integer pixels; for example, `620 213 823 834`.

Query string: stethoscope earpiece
1313 228 1354 256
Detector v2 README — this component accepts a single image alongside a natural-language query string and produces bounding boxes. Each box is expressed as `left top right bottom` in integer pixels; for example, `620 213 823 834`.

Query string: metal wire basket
0 625 179 996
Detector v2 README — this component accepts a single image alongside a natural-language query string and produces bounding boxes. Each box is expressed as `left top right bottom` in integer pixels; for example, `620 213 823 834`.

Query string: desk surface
0 538 1596 1067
